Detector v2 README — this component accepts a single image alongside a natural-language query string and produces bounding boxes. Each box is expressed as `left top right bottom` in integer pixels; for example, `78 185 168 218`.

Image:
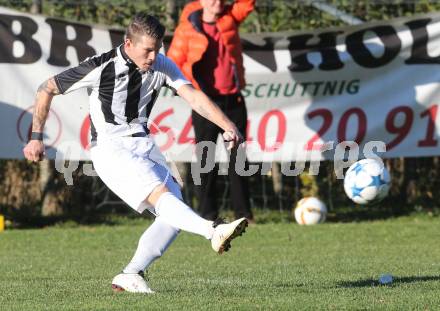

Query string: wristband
30 132 43 141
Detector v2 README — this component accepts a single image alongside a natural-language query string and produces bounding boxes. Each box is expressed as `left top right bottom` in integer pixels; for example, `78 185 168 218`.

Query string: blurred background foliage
2 0 440 30
1 0 440 226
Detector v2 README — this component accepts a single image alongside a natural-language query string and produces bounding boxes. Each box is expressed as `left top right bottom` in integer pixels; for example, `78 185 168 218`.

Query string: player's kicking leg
111 216 179 293
210 217 248 254
148 185 248 254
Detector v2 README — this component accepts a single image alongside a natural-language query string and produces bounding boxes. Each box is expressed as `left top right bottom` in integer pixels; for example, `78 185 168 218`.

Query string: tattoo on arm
32 100 50 132
37 80 49 94
37 78 60 96
32 77 59 131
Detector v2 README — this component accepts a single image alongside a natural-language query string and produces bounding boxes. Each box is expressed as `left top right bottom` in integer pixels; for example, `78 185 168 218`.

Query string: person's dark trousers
192 92 253 221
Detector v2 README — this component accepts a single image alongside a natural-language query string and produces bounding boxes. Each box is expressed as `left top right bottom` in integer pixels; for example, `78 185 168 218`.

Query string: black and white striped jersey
54 45 190 141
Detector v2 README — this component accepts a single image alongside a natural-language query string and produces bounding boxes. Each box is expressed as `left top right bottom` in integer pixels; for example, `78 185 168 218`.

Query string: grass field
1 215 440 310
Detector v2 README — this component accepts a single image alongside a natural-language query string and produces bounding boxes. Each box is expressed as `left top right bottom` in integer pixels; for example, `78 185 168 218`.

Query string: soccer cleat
111 271 154 294
211 218 248 254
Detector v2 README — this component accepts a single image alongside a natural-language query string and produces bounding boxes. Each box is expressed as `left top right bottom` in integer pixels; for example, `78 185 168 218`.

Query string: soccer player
23 13 248 294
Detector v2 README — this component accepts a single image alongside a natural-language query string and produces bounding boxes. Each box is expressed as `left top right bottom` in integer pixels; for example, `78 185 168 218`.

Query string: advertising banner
1 7 440 161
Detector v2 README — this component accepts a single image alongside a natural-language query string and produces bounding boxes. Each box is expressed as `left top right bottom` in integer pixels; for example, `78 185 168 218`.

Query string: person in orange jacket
168 0 255 222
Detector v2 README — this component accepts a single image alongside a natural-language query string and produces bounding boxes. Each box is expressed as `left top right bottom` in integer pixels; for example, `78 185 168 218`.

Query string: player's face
125 34 162 72
200 0 224 16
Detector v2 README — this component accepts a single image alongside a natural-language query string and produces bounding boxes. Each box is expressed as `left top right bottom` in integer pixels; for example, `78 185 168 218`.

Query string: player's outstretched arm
177 84 244 150
23 77 60 162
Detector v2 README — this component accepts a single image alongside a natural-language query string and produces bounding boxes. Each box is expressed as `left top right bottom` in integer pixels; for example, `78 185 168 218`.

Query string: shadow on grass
337 275 440 288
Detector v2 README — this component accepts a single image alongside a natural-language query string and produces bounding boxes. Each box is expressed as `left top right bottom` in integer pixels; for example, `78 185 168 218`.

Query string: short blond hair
126 13 165 42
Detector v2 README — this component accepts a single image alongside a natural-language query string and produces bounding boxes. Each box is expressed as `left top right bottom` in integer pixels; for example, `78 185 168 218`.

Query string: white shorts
90 136 181 213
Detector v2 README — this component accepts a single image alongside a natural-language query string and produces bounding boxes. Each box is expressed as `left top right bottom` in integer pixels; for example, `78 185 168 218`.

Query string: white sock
123 217 179 274
155 192 214 239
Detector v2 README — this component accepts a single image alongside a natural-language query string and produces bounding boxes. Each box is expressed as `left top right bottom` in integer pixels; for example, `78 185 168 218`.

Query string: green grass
1 215 440 310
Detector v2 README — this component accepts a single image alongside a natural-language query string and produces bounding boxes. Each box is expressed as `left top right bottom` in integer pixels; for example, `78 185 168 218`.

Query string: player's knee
147 184 170 206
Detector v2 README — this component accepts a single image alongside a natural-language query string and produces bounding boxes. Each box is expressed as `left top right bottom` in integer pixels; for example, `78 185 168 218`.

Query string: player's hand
223 128 244 150
23 140 46 162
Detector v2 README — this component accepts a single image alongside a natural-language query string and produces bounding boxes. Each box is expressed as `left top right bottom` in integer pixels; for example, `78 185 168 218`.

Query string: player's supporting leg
112 169 183 294
112 220 176 294
124 173 183 274
123 216 179 274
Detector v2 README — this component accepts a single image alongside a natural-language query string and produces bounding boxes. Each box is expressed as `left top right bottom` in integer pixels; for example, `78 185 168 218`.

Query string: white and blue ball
344 158 390 205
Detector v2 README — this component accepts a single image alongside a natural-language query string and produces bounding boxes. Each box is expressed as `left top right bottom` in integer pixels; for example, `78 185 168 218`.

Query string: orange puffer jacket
167 0 255 91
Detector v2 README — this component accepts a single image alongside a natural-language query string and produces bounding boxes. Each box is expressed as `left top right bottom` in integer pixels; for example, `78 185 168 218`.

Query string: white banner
1 7 440 161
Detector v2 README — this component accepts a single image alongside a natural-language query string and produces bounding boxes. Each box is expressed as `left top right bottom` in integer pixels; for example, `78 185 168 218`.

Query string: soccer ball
344 158 390 205
294 197 327 225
